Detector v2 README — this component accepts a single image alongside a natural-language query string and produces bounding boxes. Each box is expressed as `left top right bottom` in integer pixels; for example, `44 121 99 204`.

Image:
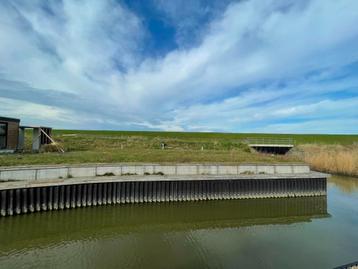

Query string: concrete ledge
36 168 68 181
154 165 176 175
0 163 311 182
0 169 37 181
275 165 293 174
68 167 96 178
198 165 218 175
0 172 329 190
293 165 310 173
96 166 122 176
218 165 237 175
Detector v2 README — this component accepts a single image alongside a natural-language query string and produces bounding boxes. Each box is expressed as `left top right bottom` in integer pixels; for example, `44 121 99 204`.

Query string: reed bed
299 144 358 177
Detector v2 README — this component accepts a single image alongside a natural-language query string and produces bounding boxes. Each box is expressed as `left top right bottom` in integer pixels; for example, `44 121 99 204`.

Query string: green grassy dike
0 130 357 167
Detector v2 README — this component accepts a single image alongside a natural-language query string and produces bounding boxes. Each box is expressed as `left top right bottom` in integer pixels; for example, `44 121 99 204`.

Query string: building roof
20 126 52 129
0 116 20 123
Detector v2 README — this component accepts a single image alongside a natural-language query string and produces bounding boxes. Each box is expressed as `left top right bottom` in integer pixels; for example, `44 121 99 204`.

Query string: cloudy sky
0 0 357 133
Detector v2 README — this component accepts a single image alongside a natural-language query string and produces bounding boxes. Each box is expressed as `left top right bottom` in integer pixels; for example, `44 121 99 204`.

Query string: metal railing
243 137 294 145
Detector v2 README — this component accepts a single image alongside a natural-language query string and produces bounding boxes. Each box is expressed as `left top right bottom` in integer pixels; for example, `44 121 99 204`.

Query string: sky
0 0 357 134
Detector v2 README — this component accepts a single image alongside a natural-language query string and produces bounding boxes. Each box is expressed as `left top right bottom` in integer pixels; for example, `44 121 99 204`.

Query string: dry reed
299 144 358 177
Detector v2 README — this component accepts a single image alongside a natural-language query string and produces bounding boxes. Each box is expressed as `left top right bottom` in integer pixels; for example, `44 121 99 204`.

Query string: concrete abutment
0 164 328 217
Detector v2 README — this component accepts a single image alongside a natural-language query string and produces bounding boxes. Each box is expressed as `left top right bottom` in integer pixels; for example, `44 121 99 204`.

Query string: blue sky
0 0 357 133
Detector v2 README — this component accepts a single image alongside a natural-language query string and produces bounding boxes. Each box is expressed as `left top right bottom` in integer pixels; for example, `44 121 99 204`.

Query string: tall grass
299 144 358 177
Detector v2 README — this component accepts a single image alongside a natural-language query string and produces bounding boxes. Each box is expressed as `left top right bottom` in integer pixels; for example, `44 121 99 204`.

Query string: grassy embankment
0 130 357 176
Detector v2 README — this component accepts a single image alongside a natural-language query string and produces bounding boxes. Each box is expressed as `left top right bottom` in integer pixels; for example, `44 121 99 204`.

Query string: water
0 176 357 269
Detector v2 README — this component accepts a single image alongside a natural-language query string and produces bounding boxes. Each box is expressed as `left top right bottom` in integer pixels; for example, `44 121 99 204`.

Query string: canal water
0 176 357 269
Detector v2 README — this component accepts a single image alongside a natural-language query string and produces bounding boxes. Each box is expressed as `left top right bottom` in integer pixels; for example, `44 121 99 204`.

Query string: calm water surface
0 176 357 269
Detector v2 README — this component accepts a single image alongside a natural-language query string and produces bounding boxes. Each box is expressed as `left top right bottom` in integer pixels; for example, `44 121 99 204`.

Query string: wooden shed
0 116 20 151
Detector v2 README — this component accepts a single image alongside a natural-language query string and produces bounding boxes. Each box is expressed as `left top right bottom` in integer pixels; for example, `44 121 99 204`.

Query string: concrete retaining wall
0 164 310 181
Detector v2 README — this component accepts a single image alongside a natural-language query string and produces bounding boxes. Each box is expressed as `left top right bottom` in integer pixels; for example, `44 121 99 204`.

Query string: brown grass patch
41 142 64 153
299 144 358 176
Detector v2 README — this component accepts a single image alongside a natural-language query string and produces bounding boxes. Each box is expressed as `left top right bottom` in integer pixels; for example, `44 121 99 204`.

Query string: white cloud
0 0 143 93
0 0 357 133
257 118 358 134
153 93 358 133
0 97 78 128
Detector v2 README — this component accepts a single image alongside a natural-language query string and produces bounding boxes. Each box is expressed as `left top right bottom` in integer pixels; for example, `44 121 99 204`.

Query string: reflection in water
1 176 358 269
328 175 358 193
0 197 328 253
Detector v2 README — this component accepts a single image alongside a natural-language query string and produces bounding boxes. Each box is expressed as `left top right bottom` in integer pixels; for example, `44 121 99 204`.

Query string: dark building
0 116 20 151
0 116 54 152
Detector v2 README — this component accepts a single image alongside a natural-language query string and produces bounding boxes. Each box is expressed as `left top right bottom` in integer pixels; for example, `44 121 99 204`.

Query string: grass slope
0 130 357 167
58 130 358 144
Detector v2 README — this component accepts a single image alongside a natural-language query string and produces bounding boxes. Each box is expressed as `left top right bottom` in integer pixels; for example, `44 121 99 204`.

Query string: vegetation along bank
0 130 356 177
